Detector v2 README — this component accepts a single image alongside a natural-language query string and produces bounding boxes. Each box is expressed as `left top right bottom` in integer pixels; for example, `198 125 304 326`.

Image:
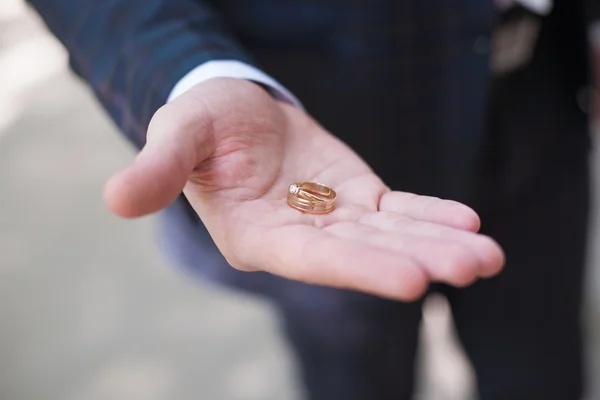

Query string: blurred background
0 1 599 399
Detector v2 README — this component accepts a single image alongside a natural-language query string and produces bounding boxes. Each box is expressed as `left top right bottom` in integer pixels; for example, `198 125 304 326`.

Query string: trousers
280 158 590 400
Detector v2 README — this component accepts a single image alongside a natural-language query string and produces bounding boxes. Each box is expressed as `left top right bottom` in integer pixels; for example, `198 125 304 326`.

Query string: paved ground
0 2 599 399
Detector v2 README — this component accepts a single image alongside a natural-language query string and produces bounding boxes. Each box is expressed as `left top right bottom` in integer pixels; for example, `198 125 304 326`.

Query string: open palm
105 78 504 301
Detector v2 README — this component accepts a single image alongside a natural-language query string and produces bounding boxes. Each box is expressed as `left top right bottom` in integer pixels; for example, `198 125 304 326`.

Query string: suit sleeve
26 0 256 148
586 0 600 23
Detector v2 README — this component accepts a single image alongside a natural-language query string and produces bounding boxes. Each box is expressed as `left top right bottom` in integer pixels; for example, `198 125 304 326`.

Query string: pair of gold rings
287 182 337 214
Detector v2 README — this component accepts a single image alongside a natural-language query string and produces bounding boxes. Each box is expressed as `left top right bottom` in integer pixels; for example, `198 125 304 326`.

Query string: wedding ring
287 182 337 214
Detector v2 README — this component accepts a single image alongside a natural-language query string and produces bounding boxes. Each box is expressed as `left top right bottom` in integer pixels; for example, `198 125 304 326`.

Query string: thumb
103 98 215 218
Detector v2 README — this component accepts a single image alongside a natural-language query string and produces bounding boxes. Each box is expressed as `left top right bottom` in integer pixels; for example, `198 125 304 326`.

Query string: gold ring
287 182 337 214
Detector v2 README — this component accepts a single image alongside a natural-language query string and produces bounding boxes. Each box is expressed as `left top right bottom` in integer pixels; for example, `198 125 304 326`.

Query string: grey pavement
0 2 599 400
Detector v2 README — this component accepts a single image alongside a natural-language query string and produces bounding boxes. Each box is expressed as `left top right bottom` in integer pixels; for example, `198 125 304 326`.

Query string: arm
28 0 505 300
27 0 261 148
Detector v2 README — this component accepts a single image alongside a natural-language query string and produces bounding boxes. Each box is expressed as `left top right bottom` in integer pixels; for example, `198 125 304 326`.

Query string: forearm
27 0 255 148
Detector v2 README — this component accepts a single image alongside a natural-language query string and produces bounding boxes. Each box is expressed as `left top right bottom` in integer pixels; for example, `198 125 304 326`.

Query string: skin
103 77 505 302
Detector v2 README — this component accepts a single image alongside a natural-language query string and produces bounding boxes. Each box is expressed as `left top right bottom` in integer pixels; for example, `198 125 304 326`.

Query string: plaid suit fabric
27 0 255 148
26 0 505 200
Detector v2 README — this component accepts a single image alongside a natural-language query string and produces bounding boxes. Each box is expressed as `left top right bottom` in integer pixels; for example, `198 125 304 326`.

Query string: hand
104 78 504 301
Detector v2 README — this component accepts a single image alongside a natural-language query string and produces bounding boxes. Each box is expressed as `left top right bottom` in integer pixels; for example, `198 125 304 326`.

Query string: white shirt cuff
496 0 552 15
167 60 303 109
517 0 552 15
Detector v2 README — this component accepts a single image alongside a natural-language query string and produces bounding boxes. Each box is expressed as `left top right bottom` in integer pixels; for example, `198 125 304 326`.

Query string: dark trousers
277 45 592 399
279 164 590 399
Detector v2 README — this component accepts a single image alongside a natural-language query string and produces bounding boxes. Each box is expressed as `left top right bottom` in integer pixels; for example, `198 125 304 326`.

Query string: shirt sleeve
167 60 303 109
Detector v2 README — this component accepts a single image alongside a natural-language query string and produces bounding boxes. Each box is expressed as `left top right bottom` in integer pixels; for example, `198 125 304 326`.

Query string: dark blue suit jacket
28 0 595 297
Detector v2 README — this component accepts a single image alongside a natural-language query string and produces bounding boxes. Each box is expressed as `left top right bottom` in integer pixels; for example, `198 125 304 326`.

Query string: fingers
359 212 505 278
252 225 430 302
379 191 481 232
235 212 503 300
325 222 482 287
104 97 215 218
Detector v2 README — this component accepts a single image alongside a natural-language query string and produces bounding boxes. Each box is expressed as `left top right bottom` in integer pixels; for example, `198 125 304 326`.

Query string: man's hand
103 78 505 301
